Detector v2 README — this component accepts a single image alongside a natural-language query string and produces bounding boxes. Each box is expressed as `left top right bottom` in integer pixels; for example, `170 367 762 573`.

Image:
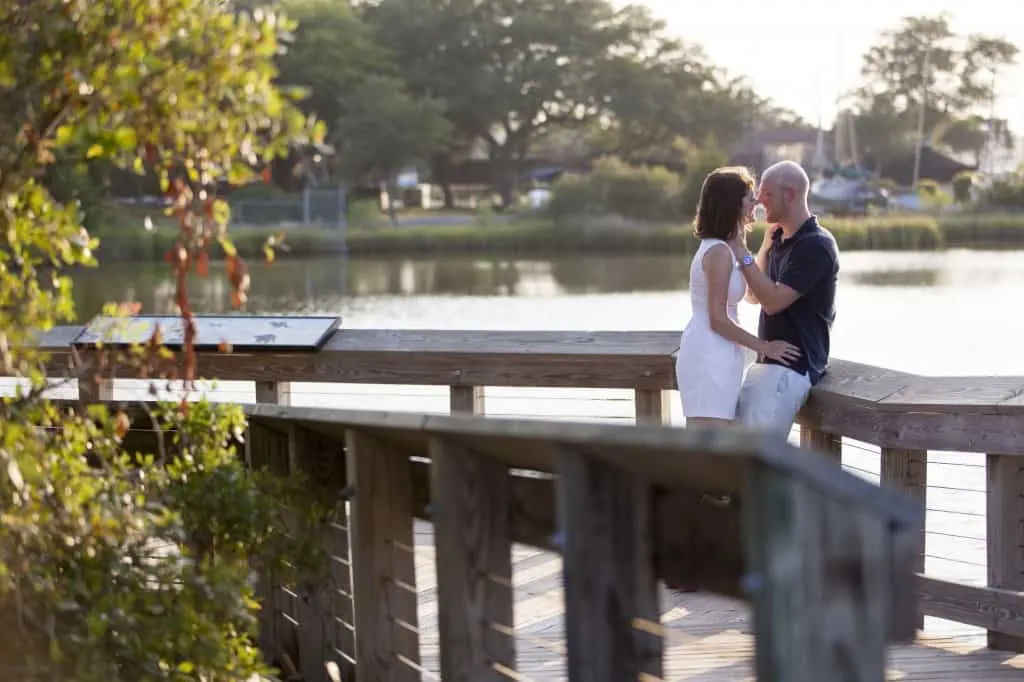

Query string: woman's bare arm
704 244 768 353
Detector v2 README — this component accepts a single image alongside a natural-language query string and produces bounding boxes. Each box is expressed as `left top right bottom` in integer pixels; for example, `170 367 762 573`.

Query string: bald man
728 161 839 436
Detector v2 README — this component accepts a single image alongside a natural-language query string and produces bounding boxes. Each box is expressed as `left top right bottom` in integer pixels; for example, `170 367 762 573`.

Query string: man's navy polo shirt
758 216 839 385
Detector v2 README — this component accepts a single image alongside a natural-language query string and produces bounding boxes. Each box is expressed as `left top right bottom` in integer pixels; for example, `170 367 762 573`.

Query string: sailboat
808 110 888 215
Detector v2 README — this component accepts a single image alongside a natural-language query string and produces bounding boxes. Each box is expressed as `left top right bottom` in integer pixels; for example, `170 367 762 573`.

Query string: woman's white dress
676 239 750 420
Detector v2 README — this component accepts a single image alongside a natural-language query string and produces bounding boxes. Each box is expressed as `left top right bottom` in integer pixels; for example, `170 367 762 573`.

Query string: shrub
821 214 944 250
675 142 730 221
977 173 1024 210
937 213 1024 246
952 171 975 204
0 1 325 680
593 158 682 222
548 156 682 223
547 171 603 219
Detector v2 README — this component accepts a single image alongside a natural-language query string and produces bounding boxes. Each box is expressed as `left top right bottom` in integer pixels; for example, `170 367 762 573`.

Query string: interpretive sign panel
72 315 341 352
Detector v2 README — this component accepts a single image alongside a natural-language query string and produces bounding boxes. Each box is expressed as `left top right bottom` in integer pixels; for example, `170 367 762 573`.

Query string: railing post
986 453 1024 651
256 380 292 406
800 426 842 464
429 436 516 680
251 380 302 678
450 385 484 415
78 376 114 404
557 446 663 681
634 388 670 426
880 447 927 631
745 462 889 681
346 429 421 682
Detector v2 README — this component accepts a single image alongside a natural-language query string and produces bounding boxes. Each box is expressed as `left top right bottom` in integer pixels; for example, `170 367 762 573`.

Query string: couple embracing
676 160 839 437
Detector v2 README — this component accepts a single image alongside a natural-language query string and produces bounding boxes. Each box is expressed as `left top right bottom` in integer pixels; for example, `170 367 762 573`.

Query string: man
729 160 839 437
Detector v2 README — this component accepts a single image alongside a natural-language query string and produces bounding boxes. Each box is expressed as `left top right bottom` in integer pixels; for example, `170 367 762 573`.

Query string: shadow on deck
408 522 1024 681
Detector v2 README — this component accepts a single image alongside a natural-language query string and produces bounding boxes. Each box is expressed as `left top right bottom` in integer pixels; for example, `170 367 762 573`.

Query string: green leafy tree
0 1 328 679
850 14 1018 170
363 0 680 206
275 0 396 128
333 75 452 222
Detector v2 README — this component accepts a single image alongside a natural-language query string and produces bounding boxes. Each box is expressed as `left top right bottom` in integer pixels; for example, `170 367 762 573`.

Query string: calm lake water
71 248 1019 377
67 249 1017 635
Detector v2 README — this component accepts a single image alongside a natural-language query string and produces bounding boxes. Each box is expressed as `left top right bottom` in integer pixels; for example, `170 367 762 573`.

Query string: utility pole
911 46 932 188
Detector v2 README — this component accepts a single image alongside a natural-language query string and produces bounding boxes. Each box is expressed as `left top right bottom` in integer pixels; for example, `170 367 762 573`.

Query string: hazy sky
638 0 1024 131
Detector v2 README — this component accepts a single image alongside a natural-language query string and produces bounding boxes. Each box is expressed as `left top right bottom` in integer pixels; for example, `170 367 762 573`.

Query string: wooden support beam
557 446 662 681
987 453 1024 652
430 437 516 681
745 462 890 682
880 447 927 634
346 429 421 682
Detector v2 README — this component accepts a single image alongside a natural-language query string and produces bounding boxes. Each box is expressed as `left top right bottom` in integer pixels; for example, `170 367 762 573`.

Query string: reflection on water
68 249 1017 320
70 255 697 318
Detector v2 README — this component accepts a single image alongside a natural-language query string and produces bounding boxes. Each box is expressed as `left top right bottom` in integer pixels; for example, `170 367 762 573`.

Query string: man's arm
734 240 832 315
742 242 771 305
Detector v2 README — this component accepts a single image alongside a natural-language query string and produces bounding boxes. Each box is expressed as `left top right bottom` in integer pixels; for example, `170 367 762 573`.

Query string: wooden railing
16 323 1024 677
243 404 918 682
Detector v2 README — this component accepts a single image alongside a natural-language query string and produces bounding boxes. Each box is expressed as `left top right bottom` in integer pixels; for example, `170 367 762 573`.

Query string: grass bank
91 209 1024 262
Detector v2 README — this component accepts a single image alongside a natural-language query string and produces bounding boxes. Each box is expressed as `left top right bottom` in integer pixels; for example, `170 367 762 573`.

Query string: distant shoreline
90 212 1024 263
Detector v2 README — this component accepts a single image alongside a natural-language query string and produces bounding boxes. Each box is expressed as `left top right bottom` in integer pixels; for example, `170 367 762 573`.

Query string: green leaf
113 127 137 150
0 62 14 88
54 126 75 147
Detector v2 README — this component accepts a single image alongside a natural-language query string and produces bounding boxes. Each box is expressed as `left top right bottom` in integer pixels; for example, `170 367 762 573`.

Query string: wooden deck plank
409 521 1024 681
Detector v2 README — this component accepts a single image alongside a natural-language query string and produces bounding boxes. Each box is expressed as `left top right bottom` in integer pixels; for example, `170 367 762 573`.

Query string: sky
637 0 1024 133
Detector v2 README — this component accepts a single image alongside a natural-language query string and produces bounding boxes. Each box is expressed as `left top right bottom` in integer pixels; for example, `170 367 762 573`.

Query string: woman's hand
759 339 801 364
759 224 782 254
729 226 750 251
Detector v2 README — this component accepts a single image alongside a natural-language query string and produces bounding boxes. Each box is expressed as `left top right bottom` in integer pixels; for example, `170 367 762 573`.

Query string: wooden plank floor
409 521 1024 681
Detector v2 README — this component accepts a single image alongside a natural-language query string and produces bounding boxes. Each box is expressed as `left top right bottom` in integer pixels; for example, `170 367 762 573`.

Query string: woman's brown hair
693 166 755 241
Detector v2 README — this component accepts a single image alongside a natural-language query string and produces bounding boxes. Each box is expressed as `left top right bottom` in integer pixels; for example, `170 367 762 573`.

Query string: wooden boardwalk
408 521 1024 681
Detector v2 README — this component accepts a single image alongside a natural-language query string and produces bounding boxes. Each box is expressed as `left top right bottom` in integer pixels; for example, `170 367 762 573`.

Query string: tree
590 44 744 160
0 1 326 679
850 15 1018 170
362 0 683 206
276 0 396 129
333 76 453 222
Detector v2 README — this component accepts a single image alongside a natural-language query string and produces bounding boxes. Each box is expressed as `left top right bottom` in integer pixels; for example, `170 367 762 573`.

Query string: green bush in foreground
0 1 328 680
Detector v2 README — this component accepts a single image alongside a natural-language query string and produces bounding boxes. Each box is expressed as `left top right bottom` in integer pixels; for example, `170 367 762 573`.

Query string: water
71 249 1020 376
67 248 1019 636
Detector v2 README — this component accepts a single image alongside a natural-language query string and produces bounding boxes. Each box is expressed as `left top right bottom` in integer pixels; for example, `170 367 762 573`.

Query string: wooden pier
16 322 1024 681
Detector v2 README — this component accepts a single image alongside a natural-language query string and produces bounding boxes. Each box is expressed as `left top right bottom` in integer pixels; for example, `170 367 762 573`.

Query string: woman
676 166 800 427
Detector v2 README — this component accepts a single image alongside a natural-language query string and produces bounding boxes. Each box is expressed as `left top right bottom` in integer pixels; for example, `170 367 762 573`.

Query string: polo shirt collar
774 215 819 247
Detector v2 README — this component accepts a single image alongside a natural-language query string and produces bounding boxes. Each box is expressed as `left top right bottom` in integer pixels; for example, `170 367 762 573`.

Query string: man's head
757 160 810 227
